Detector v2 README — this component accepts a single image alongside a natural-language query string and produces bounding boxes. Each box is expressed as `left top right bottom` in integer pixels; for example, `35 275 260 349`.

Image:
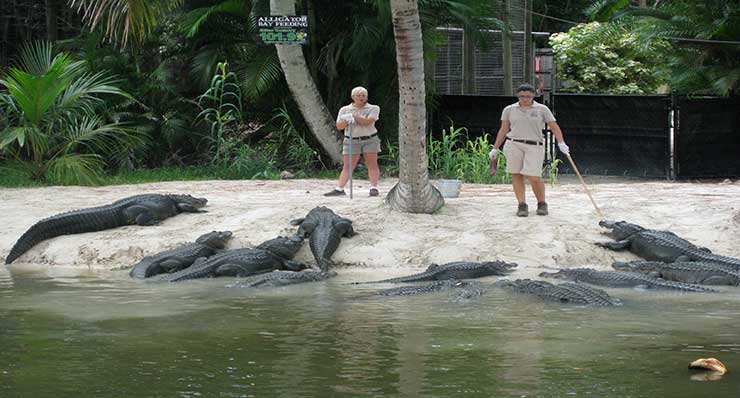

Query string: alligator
494 279 620 306
225 269 336 288
355 261 517 284
129 231 233 279
160 235 307 282
376 279 484 302
5 194 208 264
612 260 740 286
596 220 740 268
290 206 355 270
539 268 716 292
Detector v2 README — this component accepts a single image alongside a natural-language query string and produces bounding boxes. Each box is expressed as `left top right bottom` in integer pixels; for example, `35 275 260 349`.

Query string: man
324 86 382 197
489 83 570 217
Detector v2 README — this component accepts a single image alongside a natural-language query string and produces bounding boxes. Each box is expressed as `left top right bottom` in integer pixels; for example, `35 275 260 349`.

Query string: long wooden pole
565 154 603 219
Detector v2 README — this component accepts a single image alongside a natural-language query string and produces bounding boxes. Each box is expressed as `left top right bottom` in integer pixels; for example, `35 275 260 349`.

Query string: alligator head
484 260 518 274
599 220 645 240
538 269 571 279
195 230 233 249
170 194 208 212
256 234 305 259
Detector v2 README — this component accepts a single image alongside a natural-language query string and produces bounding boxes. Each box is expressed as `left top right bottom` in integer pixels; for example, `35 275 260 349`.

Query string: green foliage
0 41 145 185
260 106 321 175
428 123 509 184
379 139 400 177
197 61 244 165
543 157 563 187
586 0 740 96
550 22 669 94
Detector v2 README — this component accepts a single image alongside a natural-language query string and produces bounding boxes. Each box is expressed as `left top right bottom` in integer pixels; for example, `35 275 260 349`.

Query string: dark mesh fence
430 95 518 140
675 97 740 179
552 94 671 178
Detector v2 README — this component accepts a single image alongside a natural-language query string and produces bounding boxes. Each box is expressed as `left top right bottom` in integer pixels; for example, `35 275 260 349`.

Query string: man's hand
489 147 499 160
557 142 570 155
340 114 355 124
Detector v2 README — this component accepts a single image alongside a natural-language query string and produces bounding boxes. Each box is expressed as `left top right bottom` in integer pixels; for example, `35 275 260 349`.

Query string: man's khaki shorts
503 140 545 177
343 136 381 155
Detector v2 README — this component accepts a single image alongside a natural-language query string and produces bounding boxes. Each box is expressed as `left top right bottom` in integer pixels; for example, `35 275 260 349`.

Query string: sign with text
256 15 308 45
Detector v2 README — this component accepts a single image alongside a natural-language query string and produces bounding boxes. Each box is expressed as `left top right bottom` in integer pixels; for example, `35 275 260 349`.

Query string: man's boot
516 202 528 217
536 202 548 216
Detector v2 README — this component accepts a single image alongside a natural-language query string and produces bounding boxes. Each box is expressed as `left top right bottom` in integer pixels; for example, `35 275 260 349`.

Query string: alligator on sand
5 194 208 265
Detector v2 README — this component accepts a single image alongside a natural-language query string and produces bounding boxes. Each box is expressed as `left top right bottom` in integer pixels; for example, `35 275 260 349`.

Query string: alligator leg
595 240 631 251
159 257 191 273
675 255 692 262
335 219 356 237
282 260 308 271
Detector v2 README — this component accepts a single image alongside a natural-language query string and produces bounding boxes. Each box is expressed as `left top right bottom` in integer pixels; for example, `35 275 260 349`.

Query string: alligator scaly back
355 261 517 284
5 194 207 264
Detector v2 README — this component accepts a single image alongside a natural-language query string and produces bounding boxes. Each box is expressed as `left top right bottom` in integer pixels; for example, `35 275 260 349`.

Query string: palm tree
0 41 144 184
269 0 343 164
386 0 444 213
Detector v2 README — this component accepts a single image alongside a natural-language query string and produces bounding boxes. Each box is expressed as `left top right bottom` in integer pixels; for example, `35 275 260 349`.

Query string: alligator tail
6 209 119 264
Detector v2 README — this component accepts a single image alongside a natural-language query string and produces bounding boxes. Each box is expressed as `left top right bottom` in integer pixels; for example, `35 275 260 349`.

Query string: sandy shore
1 178 739 280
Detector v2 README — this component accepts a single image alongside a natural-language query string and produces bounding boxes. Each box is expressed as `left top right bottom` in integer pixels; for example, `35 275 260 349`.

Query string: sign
256 15 308 45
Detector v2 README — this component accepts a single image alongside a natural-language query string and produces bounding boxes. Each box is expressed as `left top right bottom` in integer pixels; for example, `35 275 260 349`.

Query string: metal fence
431 93 740 179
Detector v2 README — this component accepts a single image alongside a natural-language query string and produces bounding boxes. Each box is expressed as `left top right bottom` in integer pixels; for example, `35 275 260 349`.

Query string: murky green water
1 266 738 398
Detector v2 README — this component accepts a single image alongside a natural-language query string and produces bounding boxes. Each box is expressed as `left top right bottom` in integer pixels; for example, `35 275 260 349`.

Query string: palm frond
46 153 105 185
183 0 249 38
69 0 184 47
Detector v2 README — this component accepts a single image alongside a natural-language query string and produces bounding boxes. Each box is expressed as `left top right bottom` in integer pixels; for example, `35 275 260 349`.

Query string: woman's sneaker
323 189 346 197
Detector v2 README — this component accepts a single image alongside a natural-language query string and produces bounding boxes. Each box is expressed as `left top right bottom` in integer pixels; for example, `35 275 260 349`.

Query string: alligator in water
495 279 620 306
539 268 716 292
160 235 307 282
356 261 517 284
5 194 208 264
290 206 355 270
612 260 740 286
129 231 233 279
596 220 740 268
225 269 336 288
376 279 483 302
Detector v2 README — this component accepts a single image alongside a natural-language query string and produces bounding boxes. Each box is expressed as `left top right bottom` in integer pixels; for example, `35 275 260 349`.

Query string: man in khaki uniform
489 83 570 217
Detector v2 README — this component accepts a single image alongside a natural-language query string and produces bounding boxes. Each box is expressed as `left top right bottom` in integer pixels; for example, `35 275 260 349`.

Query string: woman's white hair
351 86 368 96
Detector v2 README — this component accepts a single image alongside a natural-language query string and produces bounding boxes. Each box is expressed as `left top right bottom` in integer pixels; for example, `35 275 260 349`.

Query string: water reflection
0 267 739 397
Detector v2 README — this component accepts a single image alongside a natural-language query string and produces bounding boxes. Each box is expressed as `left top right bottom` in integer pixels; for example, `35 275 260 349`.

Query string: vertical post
523 0 533 84
462 28 476 94
347 123 353 199
501 0 513 96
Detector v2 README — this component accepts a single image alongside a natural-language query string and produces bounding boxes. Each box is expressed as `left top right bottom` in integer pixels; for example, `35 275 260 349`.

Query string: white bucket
436 179 462 198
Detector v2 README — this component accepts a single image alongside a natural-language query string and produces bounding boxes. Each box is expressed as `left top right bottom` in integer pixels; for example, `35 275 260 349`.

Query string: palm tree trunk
46 0 58 41
269 0 343 165
386 0 444 214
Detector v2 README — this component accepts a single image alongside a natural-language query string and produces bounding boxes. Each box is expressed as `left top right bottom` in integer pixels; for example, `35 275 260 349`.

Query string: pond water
1 266 738 398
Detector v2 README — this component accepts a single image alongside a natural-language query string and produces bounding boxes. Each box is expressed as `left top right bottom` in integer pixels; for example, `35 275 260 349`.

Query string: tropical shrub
428 123 509 184
550 22 668 94
0 41 145 185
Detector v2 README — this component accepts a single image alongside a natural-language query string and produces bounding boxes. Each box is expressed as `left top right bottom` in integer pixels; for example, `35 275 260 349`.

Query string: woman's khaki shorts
503 140 545 177
342 136 381 155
